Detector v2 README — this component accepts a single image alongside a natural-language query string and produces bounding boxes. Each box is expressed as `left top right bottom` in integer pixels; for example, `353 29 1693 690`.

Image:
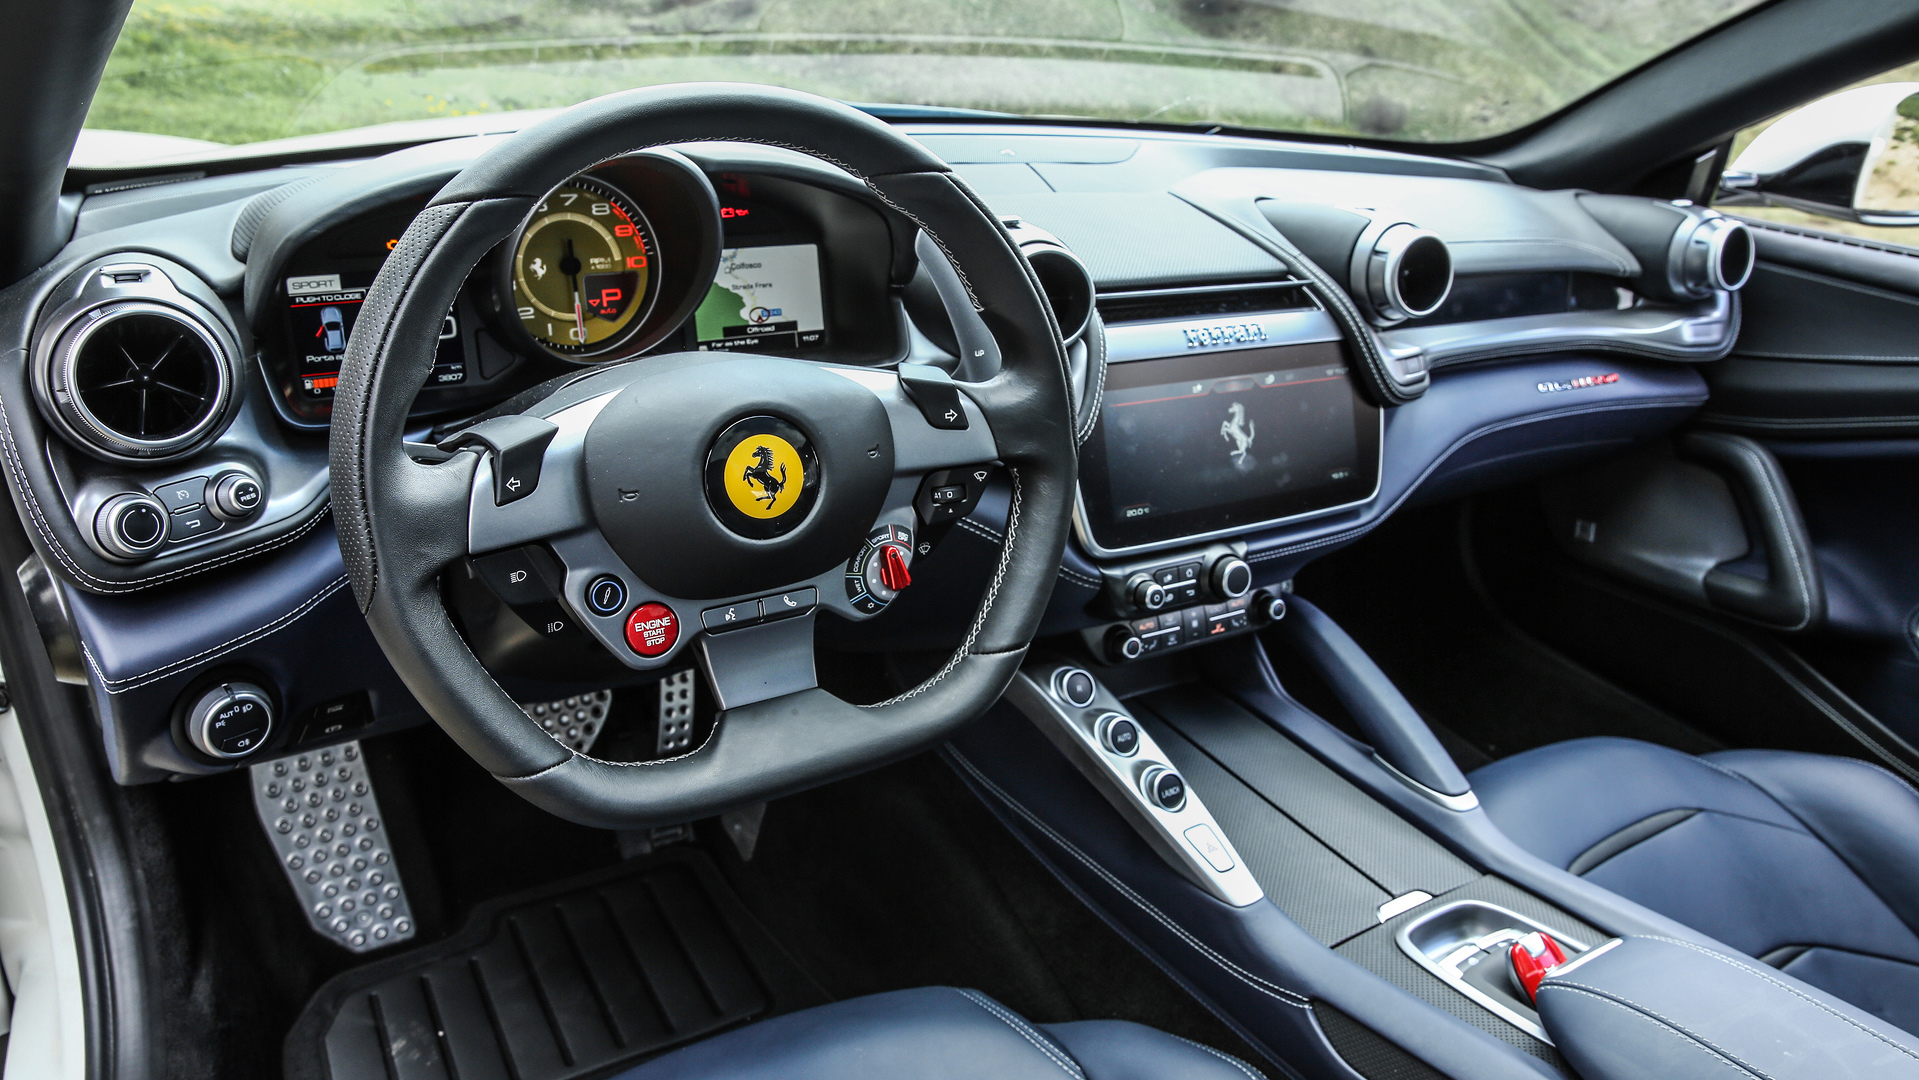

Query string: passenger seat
1472 737 1919 1036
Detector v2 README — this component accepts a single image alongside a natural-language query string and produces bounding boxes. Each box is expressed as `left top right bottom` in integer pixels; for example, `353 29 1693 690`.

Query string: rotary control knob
1252 589 1288 625
1105 625 1145 663
184 681 274 760
1127 574 1169 612
845 523 915 614
208 470 264 520
1210 555 1253 599
94 492 168 560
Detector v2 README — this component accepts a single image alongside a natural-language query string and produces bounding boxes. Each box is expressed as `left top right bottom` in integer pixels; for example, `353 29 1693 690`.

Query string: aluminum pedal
249 741 416 954
659 669 696 755
521 688 612 753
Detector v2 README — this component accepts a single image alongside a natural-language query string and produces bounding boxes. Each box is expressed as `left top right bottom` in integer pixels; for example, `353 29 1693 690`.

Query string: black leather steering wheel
329 84 1076 828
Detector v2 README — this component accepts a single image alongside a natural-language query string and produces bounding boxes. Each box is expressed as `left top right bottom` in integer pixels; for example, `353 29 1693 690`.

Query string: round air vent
1023 243 1096 344
1675 214 1755 296
1361 223 1453 323
45 301 233 461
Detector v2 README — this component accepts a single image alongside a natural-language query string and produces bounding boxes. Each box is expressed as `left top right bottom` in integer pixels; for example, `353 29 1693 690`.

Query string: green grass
85 0 1766 148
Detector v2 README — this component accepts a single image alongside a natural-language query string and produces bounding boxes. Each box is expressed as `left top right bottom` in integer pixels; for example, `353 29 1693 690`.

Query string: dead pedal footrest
251 741 417 954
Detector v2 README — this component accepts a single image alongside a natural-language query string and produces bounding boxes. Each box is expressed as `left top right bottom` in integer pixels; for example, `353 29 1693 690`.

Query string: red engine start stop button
624 602 679 657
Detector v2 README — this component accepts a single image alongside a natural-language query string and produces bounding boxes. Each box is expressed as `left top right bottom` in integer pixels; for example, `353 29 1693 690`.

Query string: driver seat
1472 736 1919 1036
609 986 1263 1080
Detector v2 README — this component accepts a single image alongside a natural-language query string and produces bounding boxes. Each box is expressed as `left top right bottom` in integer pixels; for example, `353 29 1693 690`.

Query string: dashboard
2 120 1742 784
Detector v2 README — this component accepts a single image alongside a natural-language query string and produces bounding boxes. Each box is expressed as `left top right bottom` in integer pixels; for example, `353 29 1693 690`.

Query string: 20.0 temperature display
510 177 659 356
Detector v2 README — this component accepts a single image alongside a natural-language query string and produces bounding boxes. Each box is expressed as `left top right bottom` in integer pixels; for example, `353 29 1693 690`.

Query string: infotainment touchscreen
694 244 826 352
1077 340 1381 553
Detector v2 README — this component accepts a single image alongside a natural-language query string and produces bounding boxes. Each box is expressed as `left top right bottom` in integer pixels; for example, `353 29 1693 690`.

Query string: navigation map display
694 244 826 352
1077 341 1380 552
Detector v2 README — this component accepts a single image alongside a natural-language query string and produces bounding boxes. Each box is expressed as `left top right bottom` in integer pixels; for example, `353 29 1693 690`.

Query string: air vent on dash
1096 280 1316 325
49 303 232 460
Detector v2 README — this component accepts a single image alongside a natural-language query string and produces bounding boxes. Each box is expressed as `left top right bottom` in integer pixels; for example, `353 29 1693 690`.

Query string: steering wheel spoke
697 609 819 710
463 391 616 555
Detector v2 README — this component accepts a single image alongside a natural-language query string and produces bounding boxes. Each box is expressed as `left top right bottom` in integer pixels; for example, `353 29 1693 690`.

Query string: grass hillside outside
87 0 1762 150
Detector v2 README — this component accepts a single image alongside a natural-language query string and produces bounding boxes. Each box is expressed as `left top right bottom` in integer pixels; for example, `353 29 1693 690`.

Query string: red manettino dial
624 602 679 657
879 544 913 592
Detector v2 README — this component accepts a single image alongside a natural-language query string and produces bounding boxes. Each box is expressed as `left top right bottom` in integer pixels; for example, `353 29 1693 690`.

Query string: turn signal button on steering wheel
624 602 679 658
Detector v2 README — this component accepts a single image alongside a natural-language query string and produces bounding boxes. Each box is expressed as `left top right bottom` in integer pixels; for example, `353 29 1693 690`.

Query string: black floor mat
286 850 827 1080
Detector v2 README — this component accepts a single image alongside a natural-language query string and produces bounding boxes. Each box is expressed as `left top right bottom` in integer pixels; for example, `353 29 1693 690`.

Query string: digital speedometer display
510 177 658 356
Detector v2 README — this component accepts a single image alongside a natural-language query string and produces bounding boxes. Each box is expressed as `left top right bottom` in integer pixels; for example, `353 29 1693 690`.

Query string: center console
951 592 1880 1080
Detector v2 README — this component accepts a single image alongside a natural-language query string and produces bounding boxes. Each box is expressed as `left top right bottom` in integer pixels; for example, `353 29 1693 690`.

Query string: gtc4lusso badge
704 415 821 539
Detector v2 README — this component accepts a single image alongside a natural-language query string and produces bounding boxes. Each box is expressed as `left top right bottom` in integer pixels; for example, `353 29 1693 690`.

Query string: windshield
80 0 1766 167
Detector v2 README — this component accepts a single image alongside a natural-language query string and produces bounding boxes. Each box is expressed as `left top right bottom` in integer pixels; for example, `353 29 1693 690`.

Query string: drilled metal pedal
659 669 696 755
521 689 612 753
250 741 416 954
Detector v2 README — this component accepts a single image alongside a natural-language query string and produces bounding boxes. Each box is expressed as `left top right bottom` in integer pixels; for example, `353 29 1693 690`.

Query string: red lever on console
879 544 913 592
1510 931 1569 1002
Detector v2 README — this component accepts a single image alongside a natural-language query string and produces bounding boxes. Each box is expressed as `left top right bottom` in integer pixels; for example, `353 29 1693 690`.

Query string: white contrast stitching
1168 1032 1268 1080
1637 936 1919 1061
1536 983 1765 1079
954 515 1003 543
948 748 1312 1010
83 574 351 693
953 988 1085 1078
1075 315 1107 446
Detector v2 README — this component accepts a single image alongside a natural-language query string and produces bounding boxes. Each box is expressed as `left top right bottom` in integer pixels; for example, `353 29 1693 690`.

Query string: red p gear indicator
624 602 679 657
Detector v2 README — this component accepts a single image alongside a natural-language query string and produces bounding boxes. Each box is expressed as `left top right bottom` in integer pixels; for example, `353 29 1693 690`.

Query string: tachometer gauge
509 177 659 357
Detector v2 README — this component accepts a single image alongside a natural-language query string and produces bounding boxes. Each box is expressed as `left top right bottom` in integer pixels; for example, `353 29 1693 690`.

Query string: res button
624 602 679 657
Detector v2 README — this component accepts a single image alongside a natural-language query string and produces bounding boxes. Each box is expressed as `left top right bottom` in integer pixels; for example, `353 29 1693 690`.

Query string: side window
1716 59 1919 248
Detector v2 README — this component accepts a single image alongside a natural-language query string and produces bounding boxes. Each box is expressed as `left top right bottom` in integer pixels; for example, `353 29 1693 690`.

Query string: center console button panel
1007 664 1263 907
1087 543 1286 662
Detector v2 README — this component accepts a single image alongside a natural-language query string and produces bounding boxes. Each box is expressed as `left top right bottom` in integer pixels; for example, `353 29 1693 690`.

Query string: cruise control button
153 475 207 512
625 603 679 657
759 587 816 622
700 602 757 633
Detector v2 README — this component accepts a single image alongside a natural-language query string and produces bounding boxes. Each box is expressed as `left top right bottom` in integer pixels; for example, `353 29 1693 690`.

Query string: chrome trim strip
1006 666 1265 908
1097 278 1308 301
1541 937 1623 980
1374 753 1480 812
1103 307 1342 364
1381 292 1734 366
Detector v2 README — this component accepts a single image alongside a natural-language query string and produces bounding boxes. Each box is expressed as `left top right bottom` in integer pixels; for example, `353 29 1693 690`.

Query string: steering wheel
329 84 1076 828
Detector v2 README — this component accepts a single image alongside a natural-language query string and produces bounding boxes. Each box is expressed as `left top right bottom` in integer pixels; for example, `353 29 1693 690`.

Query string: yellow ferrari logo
722 434 805 519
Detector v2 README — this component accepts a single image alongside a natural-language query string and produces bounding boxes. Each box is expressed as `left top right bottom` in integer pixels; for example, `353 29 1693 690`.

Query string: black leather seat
1472 736 1919 1035
610 986 1265 1080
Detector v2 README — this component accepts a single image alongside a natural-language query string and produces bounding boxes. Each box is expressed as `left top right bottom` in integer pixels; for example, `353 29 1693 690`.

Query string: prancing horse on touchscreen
1220 401 1255 470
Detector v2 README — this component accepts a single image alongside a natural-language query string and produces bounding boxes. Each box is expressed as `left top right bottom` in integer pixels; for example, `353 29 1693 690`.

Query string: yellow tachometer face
511 178 656 356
